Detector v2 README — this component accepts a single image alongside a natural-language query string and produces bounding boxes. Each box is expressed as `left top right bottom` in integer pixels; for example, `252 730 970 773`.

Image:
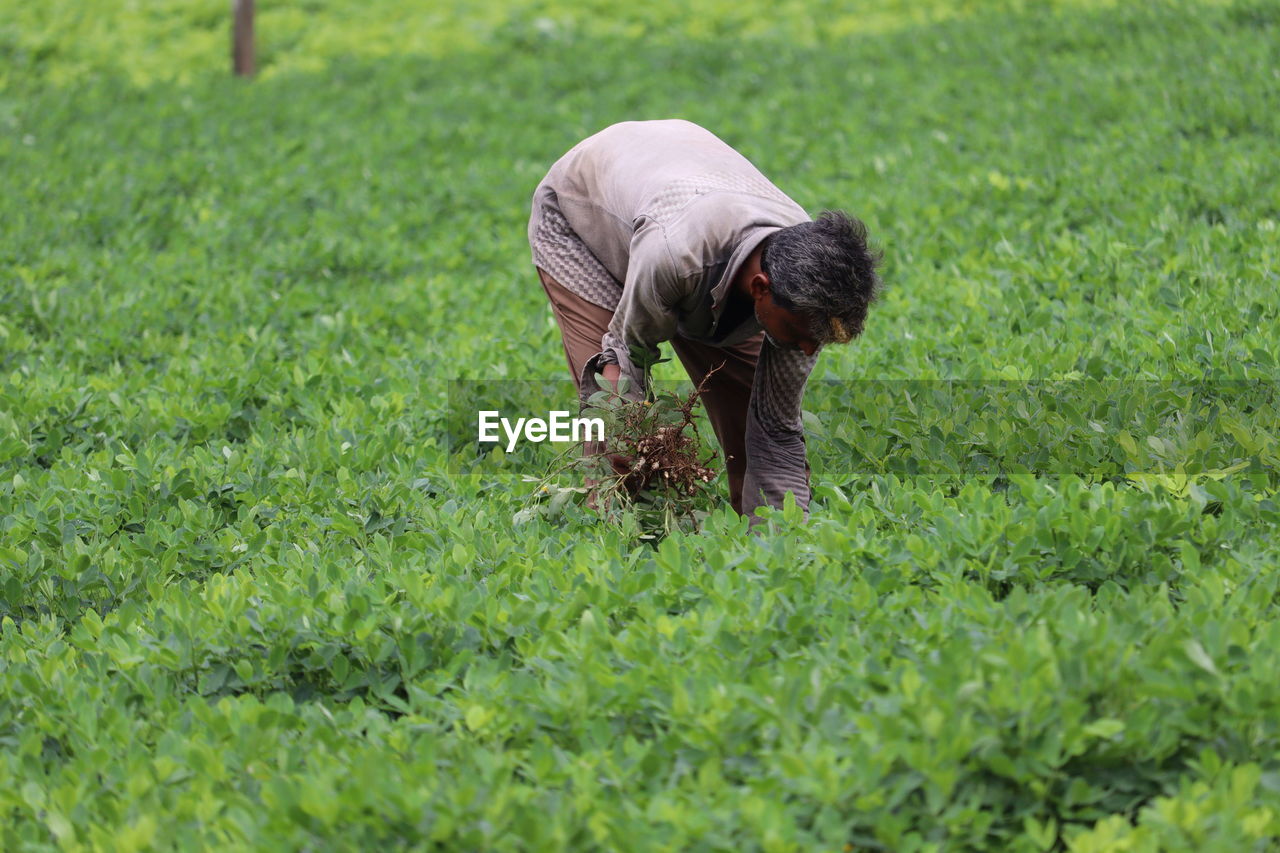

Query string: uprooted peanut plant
517 367 723 537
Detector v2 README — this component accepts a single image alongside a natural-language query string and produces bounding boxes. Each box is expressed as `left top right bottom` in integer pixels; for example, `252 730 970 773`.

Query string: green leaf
1184 639 1220 677
1116 431 1138 456
1083 719 1125 739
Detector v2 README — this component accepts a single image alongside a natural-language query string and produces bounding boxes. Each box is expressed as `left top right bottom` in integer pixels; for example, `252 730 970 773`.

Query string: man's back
535 119 802 285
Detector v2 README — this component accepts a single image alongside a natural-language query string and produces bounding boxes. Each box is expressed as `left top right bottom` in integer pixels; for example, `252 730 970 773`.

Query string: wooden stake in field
233 0 255 77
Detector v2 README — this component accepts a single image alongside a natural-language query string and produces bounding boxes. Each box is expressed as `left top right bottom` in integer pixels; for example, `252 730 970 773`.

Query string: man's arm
577 219 684 403
741 342 820 521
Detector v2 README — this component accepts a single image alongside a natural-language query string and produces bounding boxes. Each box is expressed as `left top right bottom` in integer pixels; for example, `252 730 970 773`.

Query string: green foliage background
2 0 1279 849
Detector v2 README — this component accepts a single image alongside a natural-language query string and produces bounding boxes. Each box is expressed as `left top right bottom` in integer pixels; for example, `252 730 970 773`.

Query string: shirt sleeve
577 218 684 404
741 341 820 522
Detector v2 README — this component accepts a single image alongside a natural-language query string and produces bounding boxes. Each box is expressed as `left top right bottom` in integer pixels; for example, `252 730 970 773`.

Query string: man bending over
528 119 882 520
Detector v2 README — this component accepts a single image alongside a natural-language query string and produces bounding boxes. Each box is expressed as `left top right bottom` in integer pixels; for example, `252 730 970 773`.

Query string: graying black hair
760 210 883 344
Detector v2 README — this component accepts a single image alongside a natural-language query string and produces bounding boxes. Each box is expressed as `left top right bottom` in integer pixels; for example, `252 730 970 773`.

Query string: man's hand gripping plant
518 365 723 536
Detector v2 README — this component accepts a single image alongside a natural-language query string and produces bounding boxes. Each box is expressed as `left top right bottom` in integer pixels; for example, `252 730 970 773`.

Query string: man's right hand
601 362 622 391
585 363 650 508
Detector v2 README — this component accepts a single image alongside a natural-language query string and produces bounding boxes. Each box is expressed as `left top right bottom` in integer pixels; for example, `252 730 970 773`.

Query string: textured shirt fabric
530 204 624 313
528 119 820 518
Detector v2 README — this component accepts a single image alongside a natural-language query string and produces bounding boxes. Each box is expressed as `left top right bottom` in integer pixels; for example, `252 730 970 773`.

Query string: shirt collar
710 225 781 313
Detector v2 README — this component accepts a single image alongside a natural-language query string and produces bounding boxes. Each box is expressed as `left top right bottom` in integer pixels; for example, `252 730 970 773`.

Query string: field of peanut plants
3 0 1279 848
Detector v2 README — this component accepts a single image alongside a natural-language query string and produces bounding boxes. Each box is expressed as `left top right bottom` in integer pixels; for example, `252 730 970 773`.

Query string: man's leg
536 266 619 479
536 267 614 393
668 333 764 515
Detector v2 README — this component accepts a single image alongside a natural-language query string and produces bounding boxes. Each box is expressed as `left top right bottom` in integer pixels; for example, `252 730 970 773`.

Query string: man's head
744 210 883 355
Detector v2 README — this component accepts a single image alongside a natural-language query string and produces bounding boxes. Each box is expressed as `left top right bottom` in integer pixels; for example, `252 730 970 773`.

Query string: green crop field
3 0 1280 849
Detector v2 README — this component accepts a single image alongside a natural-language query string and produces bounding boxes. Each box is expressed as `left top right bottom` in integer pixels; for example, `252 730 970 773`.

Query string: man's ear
747 272 771 301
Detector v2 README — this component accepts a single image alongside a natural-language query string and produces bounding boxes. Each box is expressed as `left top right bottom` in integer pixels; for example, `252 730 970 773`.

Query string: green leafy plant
4 0 1280 848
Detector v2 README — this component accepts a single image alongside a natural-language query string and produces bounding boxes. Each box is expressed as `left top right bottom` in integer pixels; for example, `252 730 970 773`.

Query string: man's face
754 293 821 357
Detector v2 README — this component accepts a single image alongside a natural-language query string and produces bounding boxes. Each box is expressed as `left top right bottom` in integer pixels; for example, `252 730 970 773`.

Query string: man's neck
716 288 755 336
732 245 766 301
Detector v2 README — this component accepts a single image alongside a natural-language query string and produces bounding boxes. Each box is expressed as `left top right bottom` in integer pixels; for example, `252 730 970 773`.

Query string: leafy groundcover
2 0 1279 849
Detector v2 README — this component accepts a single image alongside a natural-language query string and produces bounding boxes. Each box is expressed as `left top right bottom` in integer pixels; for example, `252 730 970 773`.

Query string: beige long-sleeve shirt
528 119 820 517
